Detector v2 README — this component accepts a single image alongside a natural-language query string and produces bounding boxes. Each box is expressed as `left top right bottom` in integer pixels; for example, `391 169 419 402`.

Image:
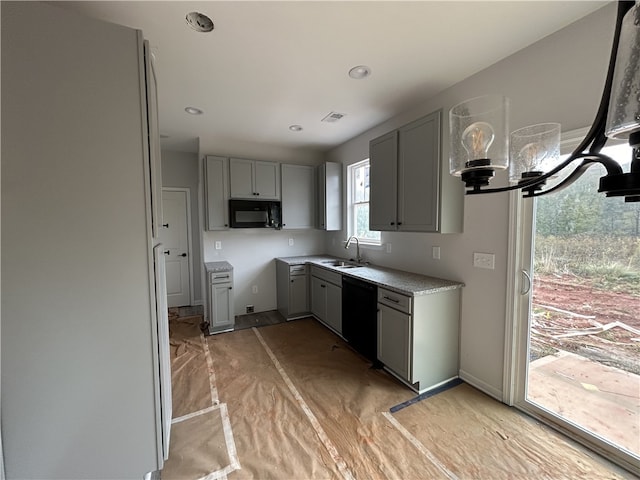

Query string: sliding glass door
510 141 640 476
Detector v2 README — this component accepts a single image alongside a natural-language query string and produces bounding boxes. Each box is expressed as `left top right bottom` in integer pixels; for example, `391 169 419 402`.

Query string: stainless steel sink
322 260 361 269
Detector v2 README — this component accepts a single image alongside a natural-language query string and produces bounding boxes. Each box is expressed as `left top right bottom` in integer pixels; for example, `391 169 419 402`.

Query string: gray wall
324 3 615 400
2 2 159 477
162 150 203 304
198 140 325 316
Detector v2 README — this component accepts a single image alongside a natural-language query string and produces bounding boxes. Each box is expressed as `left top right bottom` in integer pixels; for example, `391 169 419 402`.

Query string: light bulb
517 142 548 172
461 121 495 162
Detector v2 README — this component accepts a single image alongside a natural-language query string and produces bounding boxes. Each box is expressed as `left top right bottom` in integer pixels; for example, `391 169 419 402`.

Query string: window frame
347 158 381 245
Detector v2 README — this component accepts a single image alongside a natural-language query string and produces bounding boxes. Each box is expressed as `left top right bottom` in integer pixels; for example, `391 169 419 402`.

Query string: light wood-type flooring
161 314 633 479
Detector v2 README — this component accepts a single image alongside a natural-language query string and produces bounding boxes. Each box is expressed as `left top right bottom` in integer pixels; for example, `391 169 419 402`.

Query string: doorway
160 188 193 307
507 139 640 475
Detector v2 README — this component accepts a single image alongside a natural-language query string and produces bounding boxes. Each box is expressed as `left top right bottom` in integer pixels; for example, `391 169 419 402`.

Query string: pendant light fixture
449 1 640 202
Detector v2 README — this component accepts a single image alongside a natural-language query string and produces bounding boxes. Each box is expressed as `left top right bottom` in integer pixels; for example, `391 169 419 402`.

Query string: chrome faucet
345 236 363 263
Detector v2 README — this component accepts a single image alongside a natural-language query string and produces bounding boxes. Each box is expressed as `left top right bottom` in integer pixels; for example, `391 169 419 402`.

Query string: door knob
179 253 187 257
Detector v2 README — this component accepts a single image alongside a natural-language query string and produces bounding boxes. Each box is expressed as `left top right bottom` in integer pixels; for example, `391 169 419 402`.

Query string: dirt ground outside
531 274 640 375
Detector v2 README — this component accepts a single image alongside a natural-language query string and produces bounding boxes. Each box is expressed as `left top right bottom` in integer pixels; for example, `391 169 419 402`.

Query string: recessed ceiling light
185 106 203 115
348 65 371 79
289 125 303 132
185 12 214 33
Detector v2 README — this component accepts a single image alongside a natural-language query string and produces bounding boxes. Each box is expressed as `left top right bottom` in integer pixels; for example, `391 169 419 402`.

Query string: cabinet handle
321 284 326 288
162 223 169 228
179 253 187 257
383 296 400 303
390 222 395 225
229 287 232 290
224 224 229 227
163 250 170 255
397 222 403 226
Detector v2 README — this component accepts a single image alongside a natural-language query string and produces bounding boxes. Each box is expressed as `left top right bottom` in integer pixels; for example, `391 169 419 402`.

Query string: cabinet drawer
210 271 233 284
310 265 342 286
377 288 412 314
289 264 307 276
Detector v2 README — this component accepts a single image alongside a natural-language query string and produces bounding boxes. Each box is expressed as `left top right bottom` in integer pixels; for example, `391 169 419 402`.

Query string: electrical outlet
432 246 441 260
386 243 392 253
252 285 258 294
215 241 222 250
473 252 495 269
288 238 294 246
246 305 254 314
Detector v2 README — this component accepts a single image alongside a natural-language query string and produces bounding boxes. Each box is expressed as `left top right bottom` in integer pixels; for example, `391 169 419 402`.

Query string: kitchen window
348 159 381 244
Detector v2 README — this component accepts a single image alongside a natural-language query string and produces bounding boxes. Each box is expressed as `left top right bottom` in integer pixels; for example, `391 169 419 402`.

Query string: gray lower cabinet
276 260 310 320
378 303 411 380
310 266 342 334
208 270 234 334
377 286 460 393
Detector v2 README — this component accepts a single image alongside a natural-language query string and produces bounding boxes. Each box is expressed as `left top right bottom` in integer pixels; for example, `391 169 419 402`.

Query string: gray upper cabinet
281 164 315 229
369 131 398 231
229 158 280 199
204 155 229 230
317 162 342 231
370 110 463 233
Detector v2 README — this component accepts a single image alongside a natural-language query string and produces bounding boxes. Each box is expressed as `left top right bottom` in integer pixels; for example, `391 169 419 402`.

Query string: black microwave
229 199 282 229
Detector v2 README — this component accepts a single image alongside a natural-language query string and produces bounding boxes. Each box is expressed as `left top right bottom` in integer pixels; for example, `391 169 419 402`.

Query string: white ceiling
57 1 607 154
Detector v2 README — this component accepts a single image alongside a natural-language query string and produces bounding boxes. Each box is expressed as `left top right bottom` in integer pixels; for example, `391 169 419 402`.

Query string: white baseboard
459 370 503 402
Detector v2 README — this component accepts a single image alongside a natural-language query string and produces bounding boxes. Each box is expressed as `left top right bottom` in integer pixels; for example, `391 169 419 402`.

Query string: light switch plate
288 238 294 246
432 246 441 260
473 252 495 269
215 241 222 250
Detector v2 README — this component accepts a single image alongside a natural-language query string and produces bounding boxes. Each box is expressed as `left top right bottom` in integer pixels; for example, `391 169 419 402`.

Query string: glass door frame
503 129 640 476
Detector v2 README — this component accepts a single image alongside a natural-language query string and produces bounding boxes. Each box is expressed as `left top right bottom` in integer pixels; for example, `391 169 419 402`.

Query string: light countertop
205 261 234 273
276 255 463 296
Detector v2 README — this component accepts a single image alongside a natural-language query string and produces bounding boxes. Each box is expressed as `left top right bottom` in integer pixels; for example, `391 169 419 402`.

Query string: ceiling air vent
322 112 346 123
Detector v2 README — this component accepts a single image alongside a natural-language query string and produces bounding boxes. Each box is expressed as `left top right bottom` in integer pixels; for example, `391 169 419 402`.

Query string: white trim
503 190 523 406
458 370 503 402
346 159 381 245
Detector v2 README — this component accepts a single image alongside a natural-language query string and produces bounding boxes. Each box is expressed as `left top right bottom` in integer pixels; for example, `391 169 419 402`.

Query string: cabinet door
317 164 327 229
289 275 308 316
398 111 440 232
254 161 280 199
377 303 411 381
229 158 255 198
369 131 398 231
281 164 315 229
211 283 234 329
204 156 229 230
310 276 327 321
324 282 342 334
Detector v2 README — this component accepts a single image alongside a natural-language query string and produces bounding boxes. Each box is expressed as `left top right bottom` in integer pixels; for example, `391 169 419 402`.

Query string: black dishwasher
342 276 378 362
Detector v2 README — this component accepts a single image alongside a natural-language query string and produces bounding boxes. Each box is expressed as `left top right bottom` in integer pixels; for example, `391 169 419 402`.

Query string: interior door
160 189 191 307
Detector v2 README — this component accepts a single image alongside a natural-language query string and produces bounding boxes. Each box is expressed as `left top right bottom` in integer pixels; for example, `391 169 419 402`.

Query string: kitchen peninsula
276 255 463 393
